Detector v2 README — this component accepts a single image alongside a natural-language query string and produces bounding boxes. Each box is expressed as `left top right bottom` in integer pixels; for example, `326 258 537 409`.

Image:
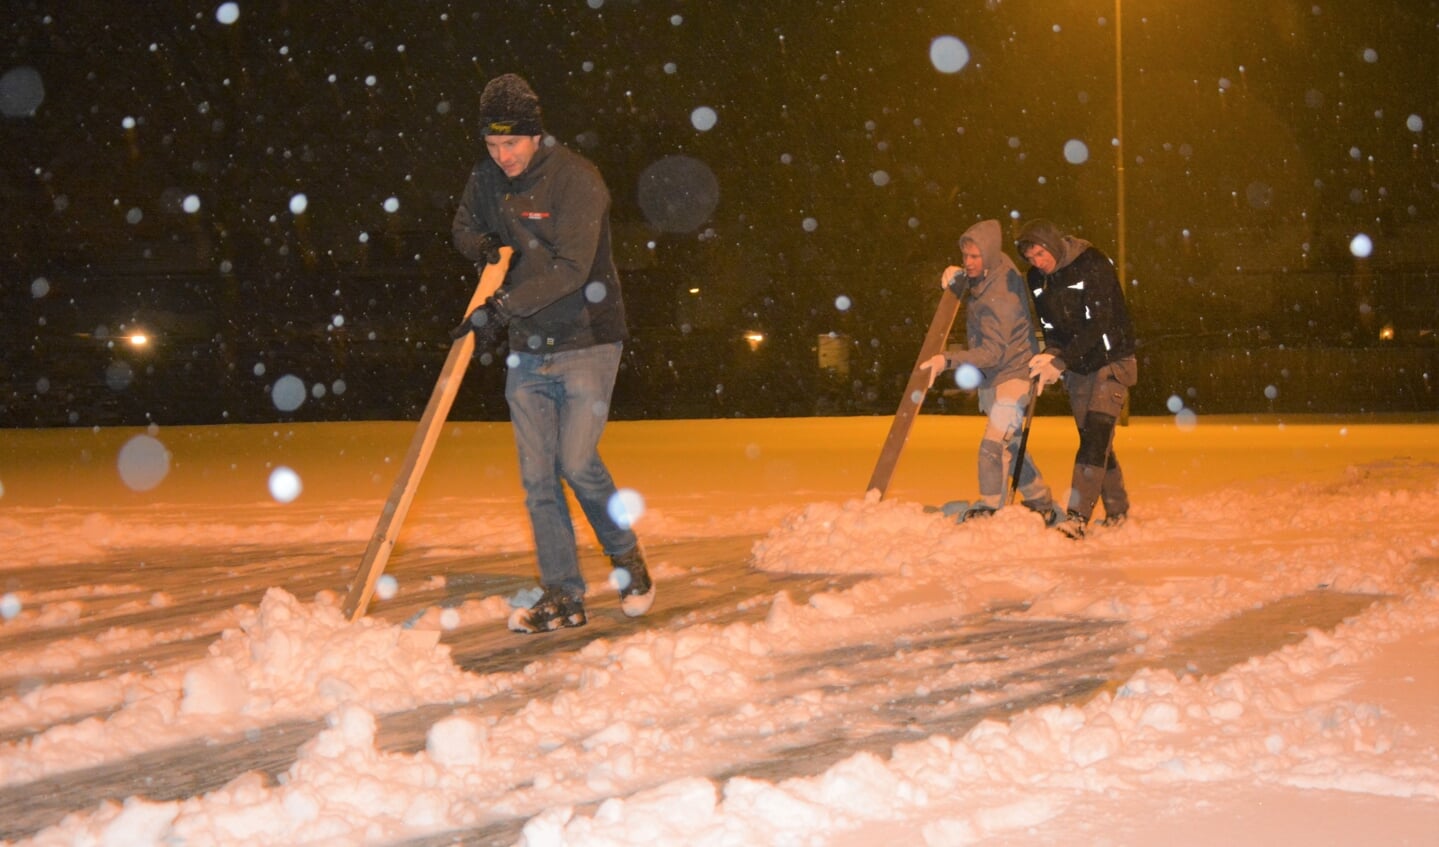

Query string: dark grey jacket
942 219 1038 388
452 141 628 353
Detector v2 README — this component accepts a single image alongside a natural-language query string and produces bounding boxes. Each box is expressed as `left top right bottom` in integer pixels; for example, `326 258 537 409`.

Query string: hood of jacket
1015 218 1091 272
959 219 1020 297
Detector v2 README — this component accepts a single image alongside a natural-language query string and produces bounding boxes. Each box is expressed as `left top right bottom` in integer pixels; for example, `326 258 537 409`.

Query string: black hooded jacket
1015 219 1136 375
453 140 628 354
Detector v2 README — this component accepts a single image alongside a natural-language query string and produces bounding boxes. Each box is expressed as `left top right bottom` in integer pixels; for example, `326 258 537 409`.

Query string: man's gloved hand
475 232 504 266
1028 352 1064 395
940 265 966 297
448 299 509 348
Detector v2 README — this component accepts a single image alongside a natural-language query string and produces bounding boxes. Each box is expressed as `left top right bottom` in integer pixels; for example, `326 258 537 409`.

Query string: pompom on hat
479 73 543 137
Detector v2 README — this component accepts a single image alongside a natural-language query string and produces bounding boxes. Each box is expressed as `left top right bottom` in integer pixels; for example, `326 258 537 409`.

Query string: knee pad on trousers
1076 411 1117 467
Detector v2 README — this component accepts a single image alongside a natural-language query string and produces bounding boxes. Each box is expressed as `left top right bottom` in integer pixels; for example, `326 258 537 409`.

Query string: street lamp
1115 0 1127 296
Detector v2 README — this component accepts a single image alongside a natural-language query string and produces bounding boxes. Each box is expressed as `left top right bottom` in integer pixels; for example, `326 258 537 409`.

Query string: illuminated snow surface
1 415 1436 846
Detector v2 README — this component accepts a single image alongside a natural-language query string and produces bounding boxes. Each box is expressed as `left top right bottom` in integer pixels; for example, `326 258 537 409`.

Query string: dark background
4 0 1437 428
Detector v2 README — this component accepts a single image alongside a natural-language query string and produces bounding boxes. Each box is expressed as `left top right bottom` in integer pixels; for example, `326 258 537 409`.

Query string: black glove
448 300 509 348
475 232 504 266
945 273 969 298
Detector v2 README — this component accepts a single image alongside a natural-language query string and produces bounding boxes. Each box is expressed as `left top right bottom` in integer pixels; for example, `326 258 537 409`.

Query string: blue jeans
505 342 636 599
975 377 1052 510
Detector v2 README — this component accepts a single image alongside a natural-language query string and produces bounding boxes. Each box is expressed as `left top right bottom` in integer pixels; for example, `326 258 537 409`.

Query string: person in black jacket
1015 219 1138 539
451 74 653 632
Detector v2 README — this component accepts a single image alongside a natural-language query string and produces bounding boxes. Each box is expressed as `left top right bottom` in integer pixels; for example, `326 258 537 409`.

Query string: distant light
1063 139 1089 164
691 106 718 131
268 466 302 503
688 287 700 295
744 331 765 351
929 36 970 74
1379 324 1395 342
128 332 149 348
1349 233 1373 258
215 3 239 25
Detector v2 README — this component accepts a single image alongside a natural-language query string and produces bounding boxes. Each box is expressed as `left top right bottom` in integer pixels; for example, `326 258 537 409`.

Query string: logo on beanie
486 120 518 135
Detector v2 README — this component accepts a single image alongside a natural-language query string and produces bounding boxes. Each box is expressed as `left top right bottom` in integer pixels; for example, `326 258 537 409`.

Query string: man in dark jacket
1015 219 1138 538
451 73 653 632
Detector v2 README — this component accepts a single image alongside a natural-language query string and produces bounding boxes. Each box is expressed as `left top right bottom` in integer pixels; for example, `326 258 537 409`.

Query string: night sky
3 1 1437 426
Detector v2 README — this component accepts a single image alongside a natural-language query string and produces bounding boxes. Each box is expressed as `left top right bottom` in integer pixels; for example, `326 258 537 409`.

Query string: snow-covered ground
1 413 1437 846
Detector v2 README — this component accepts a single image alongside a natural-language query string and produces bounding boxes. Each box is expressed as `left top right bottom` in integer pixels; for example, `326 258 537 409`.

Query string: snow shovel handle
1006 376 1040 506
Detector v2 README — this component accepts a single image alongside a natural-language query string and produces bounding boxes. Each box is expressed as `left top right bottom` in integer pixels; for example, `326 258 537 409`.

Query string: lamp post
1115 0 1127 295
1115 0 1132 425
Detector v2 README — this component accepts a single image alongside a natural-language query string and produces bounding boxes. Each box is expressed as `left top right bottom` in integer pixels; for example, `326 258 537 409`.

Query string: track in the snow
0 534 1379 844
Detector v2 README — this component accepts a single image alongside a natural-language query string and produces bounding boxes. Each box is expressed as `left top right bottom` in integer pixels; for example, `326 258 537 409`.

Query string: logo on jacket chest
520 211 550 221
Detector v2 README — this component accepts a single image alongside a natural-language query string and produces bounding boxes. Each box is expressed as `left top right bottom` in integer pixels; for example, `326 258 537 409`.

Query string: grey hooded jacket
942 219 1039 388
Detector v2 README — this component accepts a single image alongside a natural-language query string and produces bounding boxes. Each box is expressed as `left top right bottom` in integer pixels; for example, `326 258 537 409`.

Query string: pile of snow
4 419 1438 845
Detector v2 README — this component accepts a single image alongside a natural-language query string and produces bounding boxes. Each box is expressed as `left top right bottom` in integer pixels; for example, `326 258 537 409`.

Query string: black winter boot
610 544 656 617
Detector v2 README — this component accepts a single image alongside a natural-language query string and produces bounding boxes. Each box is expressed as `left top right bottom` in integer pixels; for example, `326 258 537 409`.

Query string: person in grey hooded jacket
1015 218 1137 538
921 219 1059 522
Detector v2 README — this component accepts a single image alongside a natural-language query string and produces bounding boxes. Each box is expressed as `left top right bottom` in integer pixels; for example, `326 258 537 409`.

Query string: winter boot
610 544 655 617
1097 511 1128 529
507 586 587 634
1052 510 1088 540
1024 499 1065 527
